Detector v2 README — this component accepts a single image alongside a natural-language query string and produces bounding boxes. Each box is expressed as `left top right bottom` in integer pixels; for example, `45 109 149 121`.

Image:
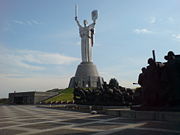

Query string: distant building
9 91 58 104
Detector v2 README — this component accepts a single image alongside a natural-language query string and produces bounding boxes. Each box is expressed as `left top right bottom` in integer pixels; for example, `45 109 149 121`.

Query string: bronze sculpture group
73 51 180 108
73 78 139 106
138 51 180 107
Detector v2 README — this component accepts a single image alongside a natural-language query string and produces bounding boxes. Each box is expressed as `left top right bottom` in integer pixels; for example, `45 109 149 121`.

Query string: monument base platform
38 104 180 122
69 62 104 88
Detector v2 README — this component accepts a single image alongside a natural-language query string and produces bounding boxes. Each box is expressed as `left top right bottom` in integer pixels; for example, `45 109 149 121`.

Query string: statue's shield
92 10 98 21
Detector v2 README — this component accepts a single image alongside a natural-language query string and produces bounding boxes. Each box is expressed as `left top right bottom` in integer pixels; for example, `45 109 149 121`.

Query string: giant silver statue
75 7 98 62
69 7 103 88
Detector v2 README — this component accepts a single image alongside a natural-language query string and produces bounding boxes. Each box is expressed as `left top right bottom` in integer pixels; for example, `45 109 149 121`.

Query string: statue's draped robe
79 23 95 62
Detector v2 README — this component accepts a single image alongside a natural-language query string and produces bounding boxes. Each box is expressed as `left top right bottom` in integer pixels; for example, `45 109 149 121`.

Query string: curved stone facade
75 62 99 77
69 62 104 88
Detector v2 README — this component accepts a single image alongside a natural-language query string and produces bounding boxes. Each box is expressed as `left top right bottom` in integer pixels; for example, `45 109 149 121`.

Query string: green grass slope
0 98 9 104
44 88 74 103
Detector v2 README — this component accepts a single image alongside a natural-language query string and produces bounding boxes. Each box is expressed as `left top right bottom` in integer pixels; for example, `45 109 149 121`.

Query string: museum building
9 91 58 104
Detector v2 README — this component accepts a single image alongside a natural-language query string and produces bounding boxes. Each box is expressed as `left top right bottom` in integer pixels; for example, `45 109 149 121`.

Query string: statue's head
148 58 155 65
83 20 88 26
164 51 175 60
141 67 146 73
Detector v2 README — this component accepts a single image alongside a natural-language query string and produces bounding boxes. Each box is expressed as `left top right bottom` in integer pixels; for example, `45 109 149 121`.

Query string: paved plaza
0 105 180 135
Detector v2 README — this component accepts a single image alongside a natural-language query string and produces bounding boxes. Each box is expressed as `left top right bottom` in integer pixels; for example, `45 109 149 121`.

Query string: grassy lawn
44 88 74 103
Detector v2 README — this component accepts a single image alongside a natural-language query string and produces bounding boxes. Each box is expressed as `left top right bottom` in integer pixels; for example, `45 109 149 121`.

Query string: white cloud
0 46 43 71
18 49 80 65
168 17 175 23
16 60 45 70
13 20 25 25
27 21 32 25
134 28 152 34
172 34 180 42
0 73 29 78
0 45 79 98
149 17 156 24
0 45 80 72
31 19 40 24
12 19 41 25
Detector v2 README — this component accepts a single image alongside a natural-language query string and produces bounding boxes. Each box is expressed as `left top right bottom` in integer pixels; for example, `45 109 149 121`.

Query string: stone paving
0 105 180 135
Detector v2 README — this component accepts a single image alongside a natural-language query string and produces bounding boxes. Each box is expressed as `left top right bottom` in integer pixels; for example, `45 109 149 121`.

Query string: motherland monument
69 6 104 88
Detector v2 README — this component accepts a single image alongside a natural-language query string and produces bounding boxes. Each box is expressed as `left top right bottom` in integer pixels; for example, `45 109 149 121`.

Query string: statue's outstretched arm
75 17 82 28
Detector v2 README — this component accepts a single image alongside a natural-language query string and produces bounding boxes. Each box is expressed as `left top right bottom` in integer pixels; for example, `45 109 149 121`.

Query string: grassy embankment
44 88 74 103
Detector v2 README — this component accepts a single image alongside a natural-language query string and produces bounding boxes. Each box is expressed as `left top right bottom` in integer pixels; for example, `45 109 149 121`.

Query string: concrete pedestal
69 62 104 88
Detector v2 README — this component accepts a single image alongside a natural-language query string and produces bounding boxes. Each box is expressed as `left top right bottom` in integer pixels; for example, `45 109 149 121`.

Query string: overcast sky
1 0 180 98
